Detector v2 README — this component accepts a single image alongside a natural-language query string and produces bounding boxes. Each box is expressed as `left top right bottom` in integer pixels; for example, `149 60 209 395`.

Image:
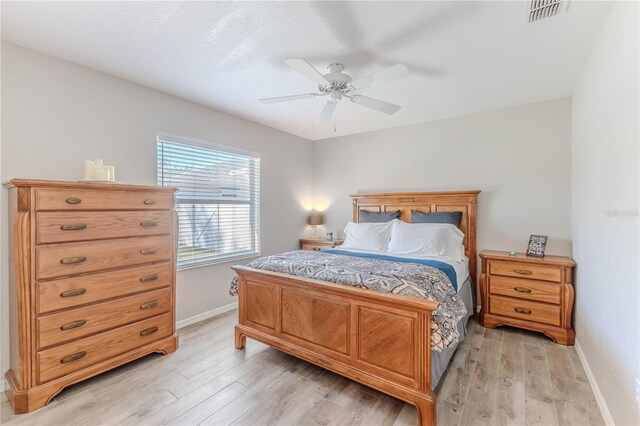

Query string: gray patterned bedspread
229 250 467 351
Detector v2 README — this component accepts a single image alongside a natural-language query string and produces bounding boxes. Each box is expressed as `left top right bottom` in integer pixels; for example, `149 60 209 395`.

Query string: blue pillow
359 209 400 223
411 210 462 226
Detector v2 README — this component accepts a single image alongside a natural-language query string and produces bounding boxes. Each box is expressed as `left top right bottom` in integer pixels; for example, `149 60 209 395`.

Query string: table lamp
308 210 324 239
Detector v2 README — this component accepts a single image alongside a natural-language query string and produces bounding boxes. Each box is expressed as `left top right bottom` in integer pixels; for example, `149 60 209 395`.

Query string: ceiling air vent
528 0 566 23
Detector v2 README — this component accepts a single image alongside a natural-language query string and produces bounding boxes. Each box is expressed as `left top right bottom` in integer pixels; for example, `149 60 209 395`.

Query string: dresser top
4 178 177 192
479 250 575 267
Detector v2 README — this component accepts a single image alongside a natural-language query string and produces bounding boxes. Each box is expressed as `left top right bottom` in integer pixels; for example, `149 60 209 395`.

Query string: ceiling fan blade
284 59 329 86
259 93 318 104
350 95 401 115
317 101 337 124
349 64 411 90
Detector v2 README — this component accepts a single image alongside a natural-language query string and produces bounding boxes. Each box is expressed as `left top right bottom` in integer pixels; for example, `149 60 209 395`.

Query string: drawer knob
312 247 321 251
140 326 159 337
60 224 87 231
514 269 533 275
140 248 159 255
140 301 158 310
514 286 532 293
514 307 532 315
60 319 87 331
65 197 82 205
60 351 86 364
144 199 156 205
140 274 159 283
60 288 87 298
60 256 87 265
140 220 158 227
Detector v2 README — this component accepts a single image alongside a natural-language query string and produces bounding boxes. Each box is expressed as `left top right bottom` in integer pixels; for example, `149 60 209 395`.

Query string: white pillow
341 220 395 252
388 221 465 261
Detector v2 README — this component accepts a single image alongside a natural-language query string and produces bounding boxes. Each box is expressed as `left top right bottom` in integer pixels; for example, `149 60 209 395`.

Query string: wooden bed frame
233 191 479 425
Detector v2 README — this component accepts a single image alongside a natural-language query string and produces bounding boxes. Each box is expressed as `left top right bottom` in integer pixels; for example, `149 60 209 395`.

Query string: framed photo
526 235 548 258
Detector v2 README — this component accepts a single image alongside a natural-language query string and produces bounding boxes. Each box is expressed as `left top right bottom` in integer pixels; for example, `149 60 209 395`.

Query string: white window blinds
157 135 260 269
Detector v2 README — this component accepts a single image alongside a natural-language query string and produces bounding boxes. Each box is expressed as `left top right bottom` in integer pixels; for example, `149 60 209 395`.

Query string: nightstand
479 250 576 345
300 238 344 252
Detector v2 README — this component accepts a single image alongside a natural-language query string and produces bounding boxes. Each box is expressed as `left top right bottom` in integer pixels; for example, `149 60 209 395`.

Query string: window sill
177 252 261 271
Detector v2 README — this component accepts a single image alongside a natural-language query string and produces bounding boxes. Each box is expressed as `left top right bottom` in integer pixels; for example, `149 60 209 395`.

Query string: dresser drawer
489 260 561 282
35 188 172 211
37 313 173 384
489 276 560 304
489 296 560 326
37 211 172 244
37 288 171 349
36 235 172 280
37 263 172 314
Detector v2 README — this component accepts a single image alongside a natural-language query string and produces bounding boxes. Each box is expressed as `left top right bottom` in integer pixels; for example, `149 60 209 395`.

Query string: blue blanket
324 249 459 291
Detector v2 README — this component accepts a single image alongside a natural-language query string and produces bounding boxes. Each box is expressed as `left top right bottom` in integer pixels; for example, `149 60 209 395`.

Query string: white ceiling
1 1 611 140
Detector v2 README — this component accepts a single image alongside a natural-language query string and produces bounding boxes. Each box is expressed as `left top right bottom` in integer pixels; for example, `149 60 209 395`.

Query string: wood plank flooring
1 311 603 425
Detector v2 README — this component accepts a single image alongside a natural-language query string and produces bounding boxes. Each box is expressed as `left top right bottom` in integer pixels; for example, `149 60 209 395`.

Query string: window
157 135 260 269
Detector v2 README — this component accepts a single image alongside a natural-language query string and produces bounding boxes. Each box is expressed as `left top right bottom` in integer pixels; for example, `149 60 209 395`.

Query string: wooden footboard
233 265 440 426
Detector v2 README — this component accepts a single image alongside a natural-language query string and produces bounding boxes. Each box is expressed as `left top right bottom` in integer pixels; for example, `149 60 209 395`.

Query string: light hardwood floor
1 311 603 426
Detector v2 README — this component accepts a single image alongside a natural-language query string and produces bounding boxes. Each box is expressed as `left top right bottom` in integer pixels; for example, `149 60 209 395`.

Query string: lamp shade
308 211 324 226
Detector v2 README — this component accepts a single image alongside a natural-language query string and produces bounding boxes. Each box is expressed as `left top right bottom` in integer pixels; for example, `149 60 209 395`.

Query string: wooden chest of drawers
4 179 179 413
479 250 576 345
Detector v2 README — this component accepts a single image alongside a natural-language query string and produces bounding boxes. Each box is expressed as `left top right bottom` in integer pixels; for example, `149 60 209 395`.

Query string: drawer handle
140 301 158 310
140 220 158 227
514 286 532 293
140 248 159 255
140 326 158 336
65 197 82 205
144 199 156 205
60 224 87 231
60 351 86 364
514 269 533 275
60 288 87 298
140 274 159 283
60 256 87 265
312 247 321 251
514 307 532 315
60 319 87 331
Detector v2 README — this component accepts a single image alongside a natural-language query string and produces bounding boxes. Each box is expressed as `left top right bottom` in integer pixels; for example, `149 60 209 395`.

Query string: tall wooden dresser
4 179 179 413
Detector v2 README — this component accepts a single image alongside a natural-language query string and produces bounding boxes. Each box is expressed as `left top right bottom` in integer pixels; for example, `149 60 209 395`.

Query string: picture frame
526 234 548 257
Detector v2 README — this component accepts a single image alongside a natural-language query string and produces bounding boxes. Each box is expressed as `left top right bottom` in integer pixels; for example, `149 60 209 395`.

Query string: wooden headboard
351 191 480 283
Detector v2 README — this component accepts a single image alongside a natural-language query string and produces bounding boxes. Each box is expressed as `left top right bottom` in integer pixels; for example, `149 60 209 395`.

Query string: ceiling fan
260 59 411 125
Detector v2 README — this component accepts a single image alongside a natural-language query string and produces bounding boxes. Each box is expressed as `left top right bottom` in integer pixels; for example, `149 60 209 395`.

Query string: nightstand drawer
301 243 332 251
489 260 561 282
489 276 560 304
300 239 343 252
490 296 560 326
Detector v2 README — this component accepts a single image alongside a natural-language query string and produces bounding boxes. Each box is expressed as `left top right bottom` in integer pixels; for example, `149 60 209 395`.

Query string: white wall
313 97 573 267
571 3 639 425
0 42 314 376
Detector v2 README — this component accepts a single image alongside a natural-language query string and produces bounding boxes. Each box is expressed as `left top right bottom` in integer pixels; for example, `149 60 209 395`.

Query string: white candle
83 160 94 180
94 165 109 181
106 165 115 181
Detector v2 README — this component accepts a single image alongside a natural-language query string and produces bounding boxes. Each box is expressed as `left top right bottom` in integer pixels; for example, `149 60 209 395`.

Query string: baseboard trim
574 338 615 426
176 302 238 330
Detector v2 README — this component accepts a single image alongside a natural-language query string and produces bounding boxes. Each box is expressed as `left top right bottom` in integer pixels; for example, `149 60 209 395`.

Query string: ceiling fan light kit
259 59 411 127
